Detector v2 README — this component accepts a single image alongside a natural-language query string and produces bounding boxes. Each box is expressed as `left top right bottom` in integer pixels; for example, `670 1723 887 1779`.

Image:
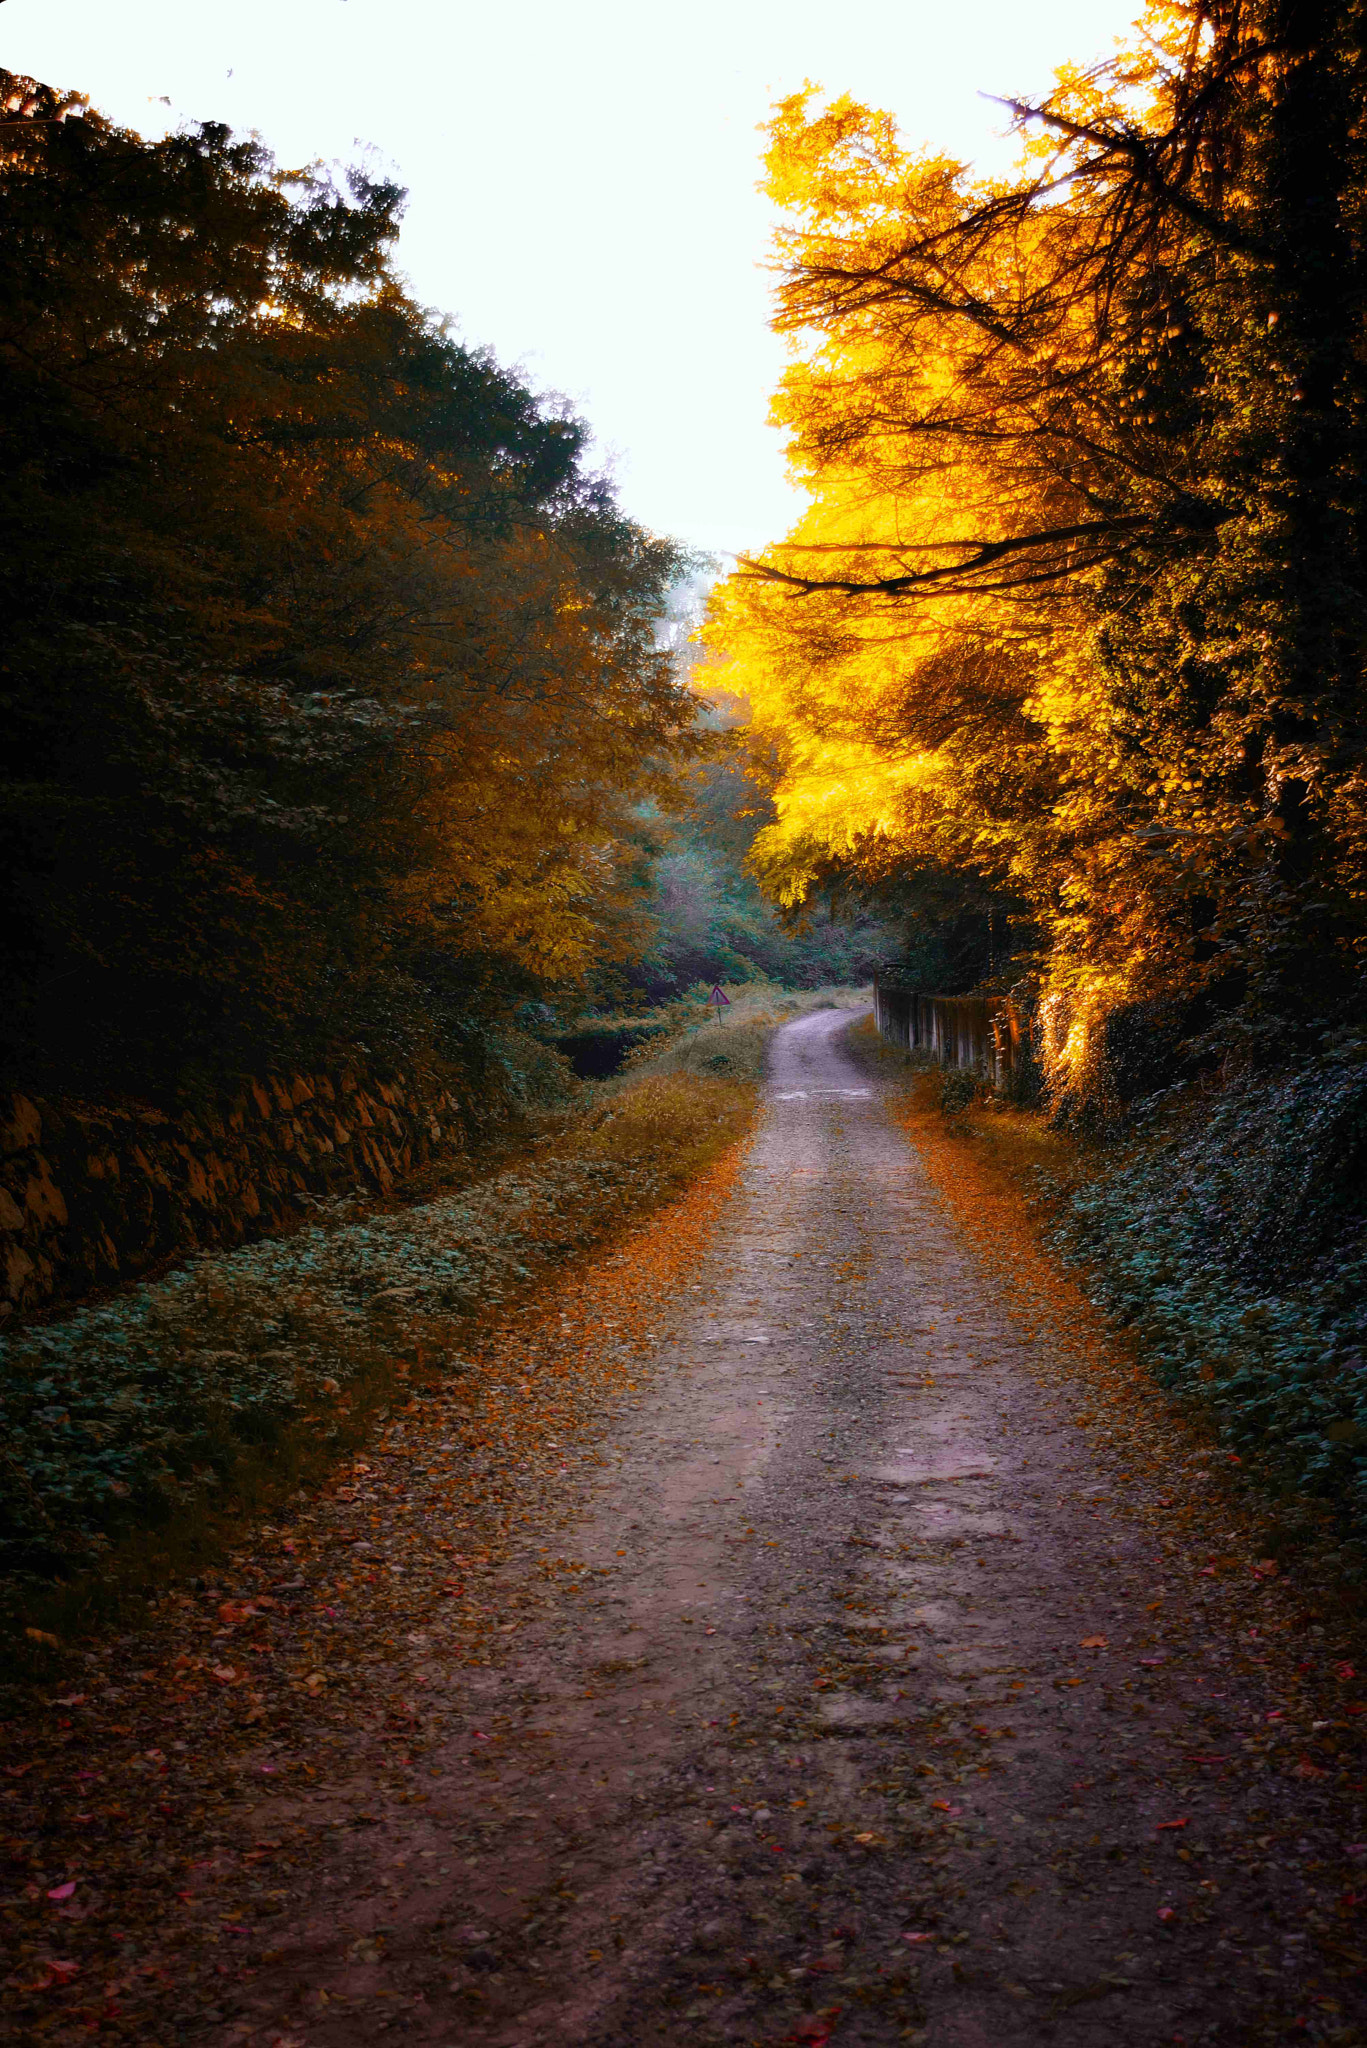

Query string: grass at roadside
0 1140 753 2042
1 986 868 1665
612 980 869 1087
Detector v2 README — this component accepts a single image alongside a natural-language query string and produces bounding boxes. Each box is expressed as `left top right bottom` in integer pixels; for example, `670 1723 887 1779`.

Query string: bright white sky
6 0 1138 560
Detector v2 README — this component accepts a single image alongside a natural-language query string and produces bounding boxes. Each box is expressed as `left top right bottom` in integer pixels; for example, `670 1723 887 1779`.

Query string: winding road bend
234 1006 1356 2047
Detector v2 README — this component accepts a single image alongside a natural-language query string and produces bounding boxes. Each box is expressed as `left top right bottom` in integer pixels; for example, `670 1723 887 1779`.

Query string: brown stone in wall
25 1158 68 1229
1 1097 42 1154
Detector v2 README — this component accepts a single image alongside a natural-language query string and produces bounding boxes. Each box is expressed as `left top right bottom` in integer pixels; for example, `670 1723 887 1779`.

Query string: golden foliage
706 4 1367 1040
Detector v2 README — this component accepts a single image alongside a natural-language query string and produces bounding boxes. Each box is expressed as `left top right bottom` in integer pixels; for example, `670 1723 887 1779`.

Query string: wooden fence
872 976 1026 1093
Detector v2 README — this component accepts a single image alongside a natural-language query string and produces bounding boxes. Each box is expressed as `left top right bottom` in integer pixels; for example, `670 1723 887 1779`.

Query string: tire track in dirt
215 1009 1367 2047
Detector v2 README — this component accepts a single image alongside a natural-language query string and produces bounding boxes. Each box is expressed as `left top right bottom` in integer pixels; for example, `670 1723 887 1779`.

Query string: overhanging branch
737 515 1153 597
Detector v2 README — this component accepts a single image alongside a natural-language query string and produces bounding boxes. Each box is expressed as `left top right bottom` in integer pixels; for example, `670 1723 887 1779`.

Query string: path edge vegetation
1 986 863 1683
852 1015 1367 1603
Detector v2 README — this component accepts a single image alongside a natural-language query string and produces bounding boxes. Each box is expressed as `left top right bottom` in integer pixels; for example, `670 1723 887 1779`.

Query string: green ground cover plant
1047 1059 1367 1557
862 1015 1367 1564
0 984 868 1636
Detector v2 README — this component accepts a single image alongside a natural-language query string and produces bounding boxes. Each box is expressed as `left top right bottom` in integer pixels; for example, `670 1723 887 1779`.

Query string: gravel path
220 1008 1367 2047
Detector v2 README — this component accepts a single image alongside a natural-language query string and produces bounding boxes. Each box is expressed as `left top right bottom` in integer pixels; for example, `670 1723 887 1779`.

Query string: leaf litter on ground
0 1048 776 1593
0 1136 752 2044
881 1054 1367 2037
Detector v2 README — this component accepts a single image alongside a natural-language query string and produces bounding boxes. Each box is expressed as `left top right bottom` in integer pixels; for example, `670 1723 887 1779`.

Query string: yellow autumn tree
704 85 1114 1004
709 0 1367 1083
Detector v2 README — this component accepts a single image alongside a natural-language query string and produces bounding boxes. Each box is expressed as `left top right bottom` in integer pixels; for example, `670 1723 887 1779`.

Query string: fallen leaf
25 1627 60 1649
1156 1818 1190 1832
47 1881 77 1900
1157 1906 1177 1924
1080 1635 1108 1649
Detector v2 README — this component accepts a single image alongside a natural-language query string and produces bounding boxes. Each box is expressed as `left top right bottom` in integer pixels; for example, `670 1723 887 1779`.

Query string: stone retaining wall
0 1065 467 1320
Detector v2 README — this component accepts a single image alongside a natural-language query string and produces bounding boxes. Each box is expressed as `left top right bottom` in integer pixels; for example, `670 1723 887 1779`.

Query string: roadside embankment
855 1016 1367 1572
0 987 866 1649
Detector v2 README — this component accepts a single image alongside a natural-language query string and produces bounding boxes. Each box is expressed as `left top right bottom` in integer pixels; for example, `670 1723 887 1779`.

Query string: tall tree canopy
707 1 1367 1064
0 71 690 1095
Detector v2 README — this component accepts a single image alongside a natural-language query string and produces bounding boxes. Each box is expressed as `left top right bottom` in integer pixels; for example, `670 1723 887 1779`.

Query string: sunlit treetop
706 0 1367 1045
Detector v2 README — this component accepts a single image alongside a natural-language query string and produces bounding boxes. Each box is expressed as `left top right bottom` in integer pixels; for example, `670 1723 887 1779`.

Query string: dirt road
211 1007 1364 2047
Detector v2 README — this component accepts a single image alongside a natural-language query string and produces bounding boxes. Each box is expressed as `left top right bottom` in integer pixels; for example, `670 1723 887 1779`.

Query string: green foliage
0 1060 757 1586
628 720 899 1001
555 1017 673 1078
939 1070 980 1117
0 72 691 1100
1052 1058 1367 1547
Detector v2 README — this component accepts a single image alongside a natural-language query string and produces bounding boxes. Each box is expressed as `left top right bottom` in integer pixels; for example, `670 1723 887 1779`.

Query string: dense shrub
0 72 689 1102
1052 1056 1367 1544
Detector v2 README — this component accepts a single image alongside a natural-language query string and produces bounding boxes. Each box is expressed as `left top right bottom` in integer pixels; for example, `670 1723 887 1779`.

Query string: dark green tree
0 73 690 1095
